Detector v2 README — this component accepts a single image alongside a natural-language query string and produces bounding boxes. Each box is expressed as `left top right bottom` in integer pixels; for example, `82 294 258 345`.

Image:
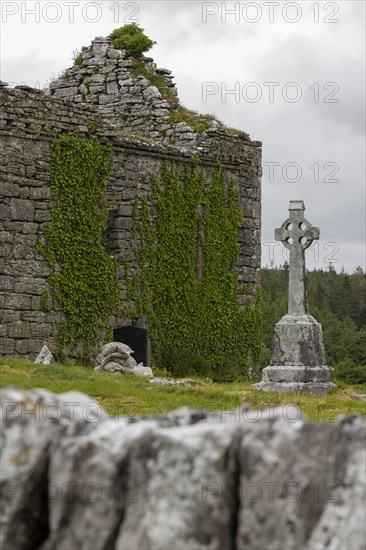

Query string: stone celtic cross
275 201 319 316
253 200 334 396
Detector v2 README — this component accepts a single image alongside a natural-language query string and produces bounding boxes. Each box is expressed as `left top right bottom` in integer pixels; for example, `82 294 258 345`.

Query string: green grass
168 105 250 138
1 358 365 421
132 60 179 105
72 50 83 67
169 106 220 133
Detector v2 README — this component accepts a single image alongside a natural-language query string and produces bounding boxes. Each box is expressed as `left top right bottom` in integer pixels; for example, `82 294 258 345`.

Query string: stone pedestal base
253 365 336 396
252 381 336 396
253 314 335 396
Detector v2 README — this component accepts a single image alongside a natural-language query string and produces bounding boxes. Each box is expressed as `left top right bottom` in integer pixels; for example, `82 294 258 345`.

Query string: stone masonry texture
0 35 262 359
1 387 365 550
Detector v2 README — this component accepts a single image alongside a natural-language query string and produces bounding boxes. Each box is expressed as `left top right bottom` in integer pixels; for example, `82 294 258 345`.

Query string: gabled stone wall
0 37 262 359
50 36 179 141
49 35 249 147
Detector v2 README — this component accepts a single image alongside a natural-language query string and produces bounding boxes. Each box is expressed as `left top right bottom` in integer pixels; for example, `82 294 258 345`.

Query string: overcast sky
1 0 365 273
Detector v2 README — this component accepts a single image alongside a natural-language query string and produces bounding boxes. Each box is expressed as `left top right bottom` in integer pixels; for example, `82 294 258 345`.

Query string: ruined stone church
0 34 261 358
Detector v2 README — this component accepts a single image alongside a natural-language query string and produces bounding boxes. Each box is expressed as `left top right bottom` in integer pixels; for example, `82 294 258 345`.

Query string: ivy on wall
125 162 262 379
38 135 120 362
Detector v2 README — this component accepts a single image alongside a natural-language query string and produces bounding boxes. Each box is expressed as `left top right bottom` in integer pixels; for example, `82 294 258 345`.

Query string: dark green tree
109 24 156 58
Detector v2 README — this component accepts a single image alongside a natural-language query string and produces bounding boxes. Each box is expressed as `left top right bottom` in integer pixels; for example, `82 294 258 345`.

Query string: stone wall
49 35 240 146
1 387 365 550
50 36 179 142
0 37 261 359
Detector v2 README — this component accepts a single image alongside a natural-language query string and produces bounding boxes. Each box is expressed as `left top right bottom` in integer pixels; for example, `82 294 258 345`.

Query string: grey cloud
249 33 365 136
1 0 364 272
1 53 62 89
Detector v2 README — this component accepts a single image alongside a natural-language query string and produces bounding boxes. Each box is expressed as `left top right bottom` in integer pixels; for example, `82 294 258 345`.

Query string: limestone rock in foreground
0 387 365 550
0 387 106 550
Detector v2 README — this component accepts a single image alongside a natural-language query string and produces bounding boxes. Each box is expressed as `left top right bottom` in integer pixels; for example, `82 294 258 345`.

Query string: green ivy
126 162 262 379
38 135 120 362
39 289 51 312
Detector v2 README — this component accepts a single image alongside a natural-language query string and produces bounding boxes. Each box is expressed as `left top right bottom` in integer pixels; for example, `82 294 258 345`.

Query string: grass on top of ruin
0 357 365 422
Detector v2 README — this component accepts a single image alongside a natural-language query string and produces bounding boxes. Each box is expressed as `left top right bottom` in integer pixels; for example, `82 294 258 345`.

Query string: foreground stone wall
1 387 365 550
0 56 261 358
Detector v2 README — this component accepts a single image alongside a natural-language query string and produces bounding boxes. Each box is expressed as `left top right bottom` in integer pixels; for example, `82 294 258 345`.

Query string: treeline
261 264 366 385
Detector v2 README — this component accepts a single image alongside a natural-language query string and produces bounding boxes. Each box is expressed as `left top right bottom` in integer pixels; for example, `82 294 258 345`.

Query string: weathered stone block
262 365 334 383
92 43 108 57
22 222 39 234
32 296 41 309
1 182 21 197
106 81 119 95
114 217 133 230
8 322 31 339
11 243 34 260
29 187 51 200
34 209 52 222
3 259 51 278
153 109 170 118
107 47 122 59
30 323 52 338
0 204 10 219
14 277 44 295
2 311 20 323
0 276 14 290
90 73 106 84
53 87 79 98
0 243 12 257
10 198 34 221
0 337 15 354
271 314 327 367
118 60 133 68
118 78 133 87
84 58 106 67
15 339 33 354
117 204 133 217
79 84 89 95
4 293 32 310
20 311 47 323
88 85 105 94
51 80 72 90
